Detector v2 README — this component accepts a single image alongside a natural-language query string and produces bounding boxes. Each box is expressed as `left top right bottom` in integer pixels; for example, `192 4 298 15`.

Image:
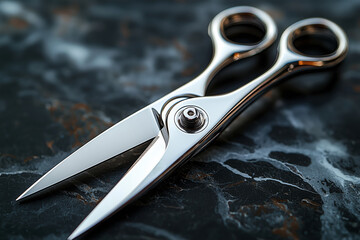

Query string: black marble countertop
1 0 360 239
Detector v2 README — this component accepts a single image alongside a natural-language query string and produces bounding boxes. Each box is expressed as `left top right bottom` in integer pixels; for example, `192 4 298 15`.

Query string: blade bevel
17 107 161 201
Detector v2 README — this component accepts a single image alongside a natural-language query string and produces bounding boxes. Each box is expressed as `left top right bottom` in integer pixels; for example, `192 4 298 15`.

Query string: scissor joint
175 105 208 133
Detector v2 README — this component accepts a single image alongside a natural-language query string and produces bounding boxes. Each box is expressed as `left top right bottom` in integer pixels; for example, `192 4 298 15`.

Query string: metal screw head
181 107 199 125
175 106 208 133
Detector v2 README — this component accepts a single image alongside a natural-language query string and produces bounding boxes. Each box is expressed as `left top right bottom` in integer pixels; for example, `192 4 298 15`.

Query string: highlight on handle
224 17 348 110
208 6 277 59
278 18 348 70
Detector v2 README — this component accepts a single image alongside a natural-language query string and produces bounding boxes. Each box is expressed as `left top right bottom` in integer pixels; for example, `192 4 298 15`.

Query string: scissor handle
168 7 277 97
208 6 277 62
277 18 348 70
219 17 348 121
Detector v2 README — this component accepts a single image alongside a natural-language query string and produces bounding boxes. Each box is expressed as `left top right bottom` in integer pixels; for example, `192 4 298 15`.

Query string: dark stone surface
1 0 360 239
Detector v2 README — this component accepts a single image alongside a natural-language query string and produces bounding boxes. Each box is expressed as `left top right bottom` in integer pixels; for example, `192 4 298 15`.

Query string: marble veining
1 0 360 239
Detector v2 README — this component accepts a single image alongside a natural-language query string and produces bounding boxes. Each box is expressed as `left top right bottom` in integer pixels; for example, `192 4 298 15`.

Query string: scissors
17 6 348 239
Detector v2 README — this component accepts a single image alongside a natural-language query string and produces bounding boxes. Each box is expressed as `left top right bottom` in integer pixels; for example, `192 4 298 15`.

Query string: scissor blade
68 130 168 240
17 107 161 201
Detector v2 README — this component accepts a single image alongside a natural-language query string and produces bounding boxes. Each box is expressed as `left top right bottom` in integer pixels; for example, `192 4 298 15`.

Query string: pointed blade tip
16 195 23 202
68 224 90 240
15 195 22 202
16 189 30 202
67 233 76 240
67 229 80 240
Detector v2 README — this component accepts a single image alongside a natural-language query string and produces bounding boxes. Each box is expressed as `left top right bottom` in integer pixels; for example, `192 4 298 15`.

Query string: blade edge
68 130 168 239
17 107 161 201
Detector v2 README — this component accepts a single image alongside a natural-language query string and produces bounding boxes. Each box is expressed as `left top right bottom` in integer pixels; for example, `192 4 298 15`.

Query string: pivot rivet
175 106 208 133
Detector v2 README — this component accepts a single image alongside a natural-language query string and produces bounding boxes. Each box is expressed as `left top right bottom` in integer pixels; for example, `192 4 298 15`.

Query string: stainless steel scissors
17 6 348 239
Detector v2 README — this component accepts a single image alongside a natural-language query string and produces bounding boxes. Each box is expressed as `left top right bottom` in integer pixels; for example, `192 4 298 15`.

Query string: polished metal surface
69 130 169 240
16 107 161 201
17 6 348 240
17 6 277 201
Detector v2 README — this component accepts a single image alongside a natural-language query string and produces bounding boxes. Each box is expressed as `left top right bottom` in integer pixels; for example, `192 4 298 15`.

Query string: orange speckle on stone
53 6 78 17
148 37 168 46
185 171 213 181
263 90 274 99
0 153 17 159
173 40 191 60
75 193 87 204
23 155 39 163
300 198 321 209
9 17 29 30
181 65 198 77
224 181 245 189
271 199 300 240
120 21 130 39
272 216 300 240
46 100 113 148
271 198 288 212
46 140 55 151
353 85 360 93
71 103 91 111
254 205 273 216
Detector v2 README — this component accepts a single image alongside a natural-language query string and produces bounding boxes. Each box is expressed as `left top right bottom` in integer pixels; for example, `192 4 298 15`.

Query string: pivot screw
176 106 208 133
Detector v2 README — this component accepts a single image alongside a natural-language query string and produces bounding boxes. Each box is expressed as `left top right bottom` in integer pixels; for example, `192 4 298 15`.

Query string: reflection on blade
17 108 161 201
68 129 168 240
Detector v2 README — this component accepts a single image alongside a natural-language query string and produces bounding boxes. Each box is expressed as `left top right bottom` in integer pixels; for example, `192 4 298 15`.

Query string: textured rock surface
1 0 360 239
